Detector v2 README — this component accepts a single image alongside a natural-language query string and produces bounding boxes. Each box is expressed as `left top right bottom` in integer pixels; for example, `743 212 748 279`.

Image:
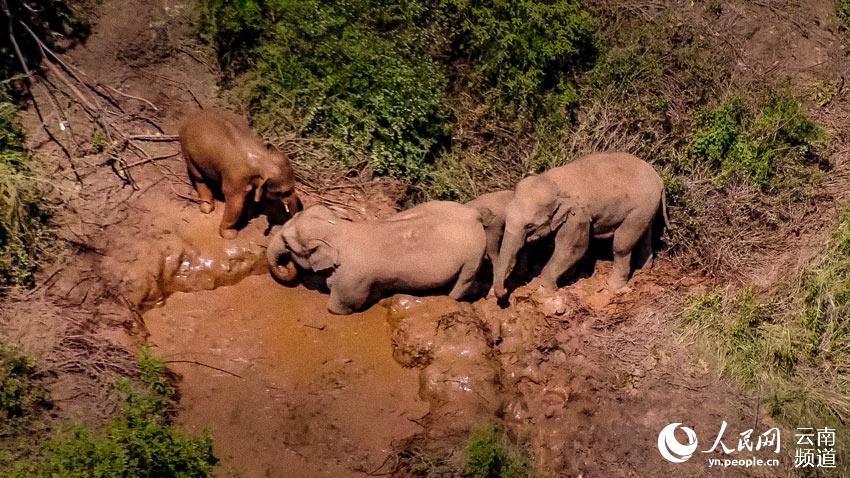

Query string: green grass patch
462 425 533 478
5 348 218 478
688 89 824 188
682 207 850 471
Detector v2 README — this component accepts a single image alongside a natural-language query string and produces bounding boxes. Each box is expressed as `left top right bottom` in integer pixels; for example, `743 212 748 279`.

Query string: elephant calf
493 152 668 298
266 201 488 314
179 109 300 239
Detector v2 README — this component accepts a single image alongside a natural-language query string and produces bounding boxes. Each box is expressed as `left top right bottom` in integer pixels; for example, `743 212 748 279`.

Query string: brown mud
145 276 427 477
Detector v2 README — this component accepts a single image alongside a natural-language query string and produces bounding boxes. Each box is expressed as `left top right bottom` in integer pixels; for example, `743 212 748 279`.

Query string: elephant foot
608 276 631 294
220 228 238 239
200 201 214 214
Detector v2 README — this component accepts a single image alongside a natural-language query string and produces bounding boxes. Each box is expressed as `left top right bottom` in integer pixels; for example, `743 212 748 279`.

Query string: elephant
266 201 488 314
492 152 667 298
179 109 300 239
465 190 513 264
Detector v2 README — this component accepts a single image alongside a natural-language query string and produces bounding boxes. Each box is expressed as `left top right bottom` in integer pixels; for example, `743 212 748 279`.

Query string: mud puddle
144 275 427 477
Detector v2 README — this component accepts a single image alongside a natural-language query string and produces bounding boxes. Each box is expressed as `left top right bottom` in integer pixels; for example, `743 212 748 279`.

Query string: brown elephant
266 201 487 314
179 109 300 238
492 152 667 298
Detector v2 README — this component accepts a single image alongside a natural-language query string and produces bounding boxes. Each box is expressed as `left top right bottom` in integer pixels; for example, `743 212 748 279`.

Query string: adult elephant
266 201 488 314
492 152 667 299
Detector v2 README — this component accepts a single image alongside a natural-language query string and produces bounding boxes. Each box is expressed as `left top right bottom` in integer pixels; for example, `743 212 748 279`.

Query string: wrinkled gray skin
465 190 513 264
493 152 667 298
267 201 487 314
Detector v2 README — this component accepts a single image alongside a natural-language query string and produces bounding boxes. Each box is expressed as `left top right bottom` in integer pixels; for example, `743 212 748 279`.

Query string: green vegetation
199 0 451 178
442 0 596 114
5 348 218 478
682 207 850 468
0 91 50 288
838 0 850 29
462 425 532 478
0 341 49 423
689 90 823 188
198 0 597 181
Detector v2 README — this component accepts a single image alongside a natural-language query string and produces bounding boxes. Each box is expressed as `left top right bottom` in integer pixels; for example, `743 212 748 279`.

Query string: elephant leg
539 215 590 290
448 260 480 300
609 216 650 291
186 160 214 214
635 227 654 270
328 280 372 315
220 186 247 239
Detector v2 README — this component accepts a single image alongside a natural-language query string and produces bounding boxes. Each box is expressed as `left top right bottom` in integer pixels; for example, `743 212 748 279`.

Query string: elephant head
267 205 343 277
492 175 574 299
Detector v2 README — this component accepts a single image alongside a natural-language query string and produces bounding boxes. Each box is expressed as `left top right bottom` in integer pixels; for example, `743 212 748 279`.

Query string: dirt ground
1 0 848 477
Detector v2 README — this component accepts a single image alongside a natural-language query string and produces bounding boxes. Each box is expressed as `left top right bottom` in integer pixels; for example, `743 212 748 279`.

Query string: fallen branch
164 360 243 378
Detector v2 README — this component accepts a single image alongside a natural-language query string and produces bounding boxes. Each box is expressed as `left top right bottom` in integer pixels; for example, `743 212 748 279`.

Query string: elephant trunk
266 233 298 283
492 230 524 299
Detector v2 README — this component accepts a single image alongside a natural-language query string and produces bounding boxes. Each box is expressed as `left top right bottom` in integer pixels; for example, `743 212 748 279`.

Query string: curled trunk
266 233 298 283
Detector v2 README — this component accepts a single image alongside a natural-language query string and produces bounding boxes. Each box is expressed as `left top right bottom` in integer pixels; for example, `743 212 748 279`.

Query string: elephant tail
660 188 670 230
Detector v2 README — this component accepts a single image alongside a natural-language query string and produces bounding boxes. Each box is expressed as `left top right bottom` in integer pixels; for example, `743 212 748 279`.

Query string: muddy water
144 275 427 477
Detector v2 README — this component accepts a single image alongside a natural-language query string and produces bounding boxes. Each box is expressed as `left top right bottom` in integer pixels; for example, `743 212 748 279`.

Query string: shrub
442 0 596 114
462 425 532 478
199 0 450 179
9 351 218 478
0 342 49 420
689 89 823 188
0 92 50 288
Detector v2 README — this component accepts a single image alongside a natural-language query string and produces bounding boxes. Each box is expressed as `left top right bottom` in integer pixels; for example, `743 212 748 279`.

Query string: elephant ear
551 197 574 229
477 207 496 227
306 239 339 271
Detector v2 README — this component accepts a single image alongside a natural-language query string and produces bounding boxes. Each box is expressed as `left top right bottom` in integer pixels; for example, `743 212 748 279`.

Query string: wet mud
145 275 428 477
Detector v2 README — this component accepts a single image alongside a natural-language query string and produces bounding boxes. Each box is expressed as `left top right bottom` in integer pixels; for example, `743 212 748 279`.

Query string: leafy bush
442 0 596 114
689 90 823 188
462 425 532 478
0 342 49 420
199 0 450 179
0 92 50 288
9 351 218 478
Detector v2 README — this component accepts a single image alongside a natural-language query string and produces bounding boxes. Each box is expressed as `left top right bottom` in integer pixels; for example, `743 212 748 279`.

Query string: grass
462 425 533 478
681 207 850 472
838 0 850 29
0 91 51 288
3 348 218 478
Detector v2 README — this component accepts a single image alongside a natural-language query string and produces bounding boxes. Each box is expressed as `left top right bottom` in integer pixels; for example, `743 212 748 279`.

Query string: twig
126 134 179 141
105 84 159 111
124 151 180 169
164 360 243 378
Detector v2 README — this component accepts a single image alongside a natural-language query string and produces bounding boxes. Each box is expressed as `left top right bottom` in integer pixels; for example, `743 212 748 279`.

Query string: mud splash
144 275 427 477
116 201 274 310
